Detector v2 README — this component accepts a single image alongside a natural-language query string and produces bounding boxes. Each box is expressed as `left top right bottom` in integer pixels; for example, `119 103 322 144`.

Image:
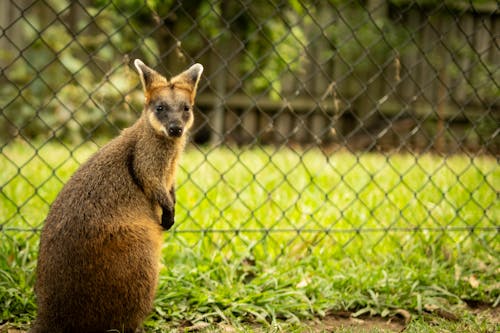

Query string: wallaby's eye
183 105 190 112
155 105 164 113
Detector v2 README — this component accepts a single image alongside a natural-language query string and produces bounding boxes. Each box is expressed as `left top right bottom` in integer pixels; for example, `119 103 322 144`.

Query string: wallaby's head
134 59 203 139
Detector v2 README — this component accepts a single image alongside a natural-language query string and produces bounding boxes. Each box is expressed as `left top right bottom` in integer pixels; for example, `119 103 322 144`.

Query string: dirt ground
1 306 498 332
305 306 499 333
306 313 406 332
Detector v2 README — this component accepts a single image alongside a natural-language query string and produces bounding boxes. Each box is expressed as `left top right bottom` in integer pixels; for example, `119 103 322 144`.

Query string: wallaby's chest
162 145 182 190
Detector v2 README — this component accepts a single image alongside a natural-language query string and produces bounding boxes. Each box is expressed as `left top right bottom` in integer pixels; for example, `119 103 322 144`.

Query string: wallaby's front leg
134 162 175 230
160 187 175 230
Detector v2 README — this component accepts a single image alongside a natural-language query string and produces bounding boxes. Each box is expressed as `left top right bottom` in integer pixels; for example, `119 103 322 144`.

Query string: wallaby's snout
162 102 192 139
168 123 183 137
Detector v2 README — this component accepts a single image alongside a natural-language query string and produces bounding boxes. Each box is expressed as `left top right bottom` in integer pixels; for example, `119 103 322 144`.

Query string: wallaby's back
30 60 203 333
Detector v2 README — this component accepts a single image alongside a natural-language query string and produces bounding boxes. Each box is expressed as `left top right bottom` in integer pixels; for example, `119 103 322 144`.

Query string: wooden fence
188 1 499 153
0 0 498 153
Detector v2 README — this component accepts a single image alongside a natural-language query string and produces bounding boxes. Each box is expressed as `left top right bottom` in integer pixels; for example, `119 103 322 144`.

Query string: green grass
1 141 499 332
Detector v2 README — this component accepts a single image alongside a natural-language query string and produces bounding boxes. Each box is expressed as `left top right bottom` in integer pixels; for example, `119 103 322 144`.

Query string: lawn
0 140 498 332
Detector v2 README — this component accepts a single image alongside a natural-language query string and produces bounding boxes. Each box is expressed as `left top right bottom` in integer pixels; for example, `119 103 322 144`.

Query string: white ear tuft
190 63 204 76
133 59 158 92
134 59 146 74
187 63 203 84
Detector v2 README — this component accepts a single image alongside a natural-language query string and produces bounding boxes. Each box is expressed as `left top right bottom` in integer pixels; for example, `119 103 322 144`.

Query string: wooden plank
399 8 421 106
208 48 227 145
225 34 244 92
329 5 346 141
310 113 325 144
453 13 475 104
435 14 454 153
382 101 499 121
0 1 12 67
366 0 388 116
472 14 493 105
367 0 389 118
489 17 500 102
197 94 334 114
274 111 292 144
418 15 440 105
304 2 335 144
292 113 309 143
258 111 273 144
223 107 238 143
240 109 258 144
333 3 359 105
489 17 500 65
196 93 497 121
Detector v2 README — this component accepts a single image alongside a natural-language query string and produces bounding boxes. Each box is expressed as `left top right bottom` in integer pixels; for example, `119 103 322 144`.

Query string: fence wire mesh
0 0 498 259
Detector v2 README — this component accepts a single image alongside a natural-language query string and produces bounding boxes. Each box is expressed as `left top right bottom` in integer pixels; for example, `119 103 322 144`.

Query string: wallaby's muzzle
168 123 183 138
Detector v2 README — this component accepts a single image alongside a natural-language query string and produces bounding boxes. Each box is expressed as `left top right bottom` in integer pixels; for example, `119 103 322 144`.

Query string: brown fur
29 60 203 333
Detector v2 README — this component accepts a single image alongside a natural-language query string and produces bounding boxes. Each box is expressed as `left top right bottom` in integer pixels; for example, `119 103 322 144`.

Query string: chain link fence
0 0 498 259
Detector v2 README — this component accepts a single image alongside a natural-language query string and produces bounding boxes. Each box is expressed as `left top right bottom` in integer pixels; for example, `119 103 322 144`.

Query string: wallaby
29 59 203 333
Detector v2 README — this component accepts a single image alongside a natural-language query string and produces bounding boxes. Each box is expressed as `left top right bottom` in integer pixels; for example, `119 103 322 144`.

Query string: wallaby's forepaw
160 187 175 230
161 205 175 230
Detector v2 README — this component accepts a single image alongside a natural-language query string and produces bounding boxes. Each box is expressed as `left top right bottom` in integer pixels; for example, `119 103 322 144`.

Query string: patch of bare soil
305 312 406 332
469 303 500 325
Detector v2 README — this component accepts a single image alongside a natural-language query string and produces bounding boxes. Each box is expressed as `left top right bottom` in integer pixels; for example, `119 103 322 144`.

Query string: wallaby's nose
168 124 183 137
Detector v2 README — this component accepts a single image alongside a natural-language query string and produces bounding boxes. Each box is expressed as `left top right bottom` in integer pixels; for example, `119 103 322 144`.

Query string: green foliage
1 0 497 144
0 234 37 325
328 3 409 74
0 0 153 143
0 143 498 331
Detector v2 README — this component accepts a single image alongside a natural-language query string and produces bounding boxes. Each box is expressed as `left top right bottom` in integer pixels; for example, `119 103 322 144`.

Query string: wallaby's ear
181 63 204 88
171 63 204 102
134 59 167 93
